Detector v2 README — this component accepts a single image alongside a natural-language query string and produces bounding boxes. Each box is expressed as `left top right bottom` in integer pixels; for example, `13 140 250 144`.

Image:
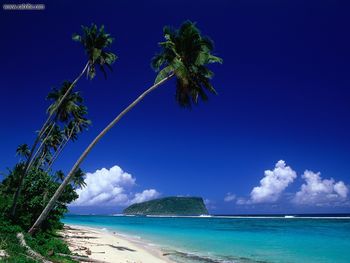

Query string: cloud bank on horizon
70 165 159 207
234 160 349 207
70 162 348 210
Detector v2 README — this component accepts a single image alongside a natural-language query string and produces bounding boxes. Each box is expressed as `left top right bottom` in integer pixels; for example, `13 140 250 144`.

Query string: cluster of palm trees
35 82 91 169
9 21 222 235
9 24 116 220
10 82 92 216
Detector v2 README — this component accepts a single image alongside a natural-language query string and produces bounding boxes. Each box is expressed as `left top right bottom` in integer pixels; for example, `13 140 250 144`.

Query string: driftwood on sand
16 232 52 263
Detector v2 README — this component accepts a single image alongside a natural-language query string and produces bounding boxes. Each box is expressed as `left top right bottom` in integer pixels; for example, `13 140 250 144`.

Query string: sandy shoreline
61 224 173 263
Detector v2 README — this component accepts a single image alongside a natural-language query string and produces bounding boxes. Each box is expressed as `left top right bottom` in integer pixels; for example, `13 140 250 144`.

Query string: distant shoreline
66 213 350 219
62 224 173 263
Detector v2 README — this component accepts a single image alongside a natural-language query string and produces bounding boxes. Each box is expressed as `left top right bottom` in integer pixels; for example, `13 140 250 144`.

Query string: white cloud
236 198 248 205
293 170 349 206
244 160 297 204
71 165 159 207
130 189 160 204
232 160 349 208
334 181 348 198
224 193 236 202
250 160 297 203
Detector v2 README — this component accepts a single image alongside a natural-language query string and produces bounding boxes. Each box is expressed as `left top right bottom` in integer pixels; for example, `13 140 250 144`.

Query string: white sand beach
61 225 172 263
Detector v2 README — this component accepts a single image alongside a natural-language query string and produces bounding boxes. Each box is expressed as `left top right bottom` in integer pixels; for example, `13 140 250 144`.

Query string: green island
123 197 209 216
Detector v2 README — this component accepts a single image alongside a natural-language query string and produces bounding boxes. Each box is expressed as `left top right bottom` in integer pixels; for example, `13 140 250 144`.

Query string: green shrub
0 165 79 262
1 167 78 232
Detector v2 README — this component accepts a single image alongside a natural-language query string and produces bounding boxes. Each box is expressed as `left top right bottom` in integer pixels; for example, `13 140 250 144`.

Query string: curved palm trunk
29 122 55 169
46 139 66 171
28 73 174 235
17 233 52 263
35 149 47 169
46 125 76 172
10 61 90 218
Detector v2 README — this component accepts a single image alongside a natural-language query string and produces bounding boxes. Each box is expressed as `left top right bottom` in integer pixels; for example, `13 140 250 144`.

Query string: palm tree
36 23 115 146
73 24 117 79
152 21 222 106
46 109 91 171
28 82 85 170
36 124 63 169
29 20 222 234
16 144 30 161
10 23 116 216
54 170 65 183
47 82 84 123
10 24 116 217
72 169 87 189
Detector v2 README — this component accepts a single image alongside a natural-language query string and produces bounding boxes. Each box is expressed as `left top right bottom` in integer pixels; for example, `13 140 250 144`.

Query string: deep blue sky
1 0 350 214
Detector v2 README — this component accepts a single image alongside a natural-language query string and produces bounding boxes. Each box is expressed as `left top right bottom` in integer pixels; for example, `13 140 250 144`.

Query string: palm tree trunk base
17 232 52 263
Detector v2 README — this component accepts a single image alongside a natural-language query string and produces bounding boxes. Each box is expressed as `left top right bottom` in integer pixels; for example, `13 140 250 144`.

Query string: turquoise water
62 215 350 263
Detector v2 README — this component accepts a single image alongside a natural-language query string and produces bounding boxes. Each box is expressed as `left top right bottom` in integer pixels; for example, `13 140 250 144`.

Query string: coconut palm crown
47 81 85 123
72 23 117 79
152 20 223 107
16 144 30 160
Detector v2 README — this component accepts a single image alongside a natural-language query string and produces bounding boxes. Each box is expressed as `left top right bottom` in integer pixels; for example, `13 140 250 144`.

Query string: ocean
62 214 350 263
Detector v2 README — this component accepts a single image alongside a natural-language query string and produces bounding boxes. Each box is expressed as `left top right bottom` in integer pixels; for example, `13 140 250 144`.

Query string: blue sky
1 0 350 214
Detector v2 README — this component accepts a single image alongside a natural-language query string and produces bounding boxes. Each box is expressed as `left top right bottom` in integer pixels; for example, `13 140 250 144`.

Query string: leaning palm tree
54 170 65 183
35 124 63 169
29 20 222 234
16 144 31 161
71 169 87 189
27 82 85 171
47 114 91 171
73 24 117 79
46 82 84 123
23 23 115 175
10 24 116 217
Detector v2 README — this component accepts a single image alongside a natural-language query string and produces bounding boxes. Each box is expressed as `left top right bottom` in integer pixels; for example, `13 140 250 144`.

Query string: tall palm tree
71 169 87 189
29 21 222 234
73 24 117 79
10 24 116 217
36 124 63 169
47 82 84 123
16 144 30 161
47 109 91 171
28 82 84 170
152 21 222 106
54 170 65 183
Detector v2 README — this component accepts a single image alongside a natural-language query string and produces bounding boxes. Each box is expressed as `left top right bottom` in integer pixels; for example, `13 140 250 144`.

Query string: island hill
123 197 209 216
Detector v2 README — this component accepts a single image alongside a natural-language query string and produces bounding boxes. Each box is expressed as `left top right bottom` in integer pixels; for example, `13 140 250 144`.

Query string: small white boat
284 215 295 218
